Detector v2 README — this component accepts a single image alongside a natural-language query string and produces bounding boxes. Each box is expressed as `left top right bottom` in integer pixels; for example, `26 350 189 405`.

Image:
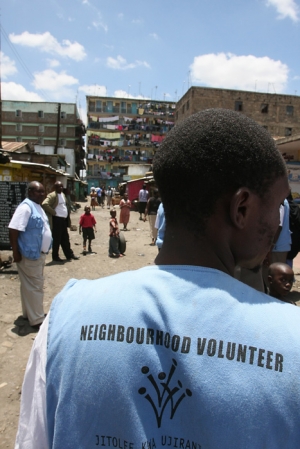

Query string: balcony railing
88 122 173 133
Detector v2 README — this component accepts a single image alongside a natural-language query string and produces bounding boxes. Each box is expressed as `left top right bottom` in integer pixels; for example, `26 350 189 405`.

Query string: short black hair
27 181 42 192
153 108 286 232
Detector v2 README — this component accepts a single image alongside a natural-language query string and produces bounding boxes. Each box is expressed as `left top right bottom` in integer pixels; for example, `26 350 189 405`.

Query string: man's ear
267 274 273 285
229 188 254 230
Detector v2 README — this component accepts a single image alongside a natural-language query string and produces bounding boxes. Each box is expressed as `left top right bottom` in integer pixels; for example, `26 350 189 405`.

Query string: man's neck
155 226 235 276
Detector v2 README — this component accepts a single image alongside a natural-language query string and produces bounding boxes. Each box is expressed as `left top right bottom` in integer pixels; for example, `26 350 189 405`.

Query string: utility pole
54 103 61 155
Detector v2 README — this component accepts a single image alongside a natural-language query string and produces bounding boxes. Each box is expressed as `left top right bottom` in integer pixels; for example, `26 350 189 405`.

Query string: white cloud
149 33 159 40
1 52 17 79
9 31 86 61
92 20 108 31
33 69 78 91
190 53 289 92
106 55 150 70
266 0 299 21
2 82 44 101
47 59 60 68
82 1 108 32
132 19 143 24
79 84 107 96
114 90 149 99
118 13 124 19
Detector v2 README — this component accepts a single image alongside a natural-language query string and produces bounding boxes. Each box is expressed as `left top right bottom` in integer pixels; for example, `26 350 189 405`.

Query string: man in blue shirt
9 182 52 333
15 110 300 449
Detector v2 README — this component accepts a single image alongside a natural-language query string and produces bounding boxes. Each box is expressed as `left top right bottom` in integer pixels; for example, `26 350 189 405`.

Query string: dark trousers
52 216 73 260
109 236 120 256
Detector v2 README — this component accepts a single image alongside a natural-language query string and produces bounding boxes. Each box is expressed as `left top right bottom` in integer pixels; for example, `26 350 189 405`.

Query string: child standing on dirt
79 206 97 255
108 209 123 258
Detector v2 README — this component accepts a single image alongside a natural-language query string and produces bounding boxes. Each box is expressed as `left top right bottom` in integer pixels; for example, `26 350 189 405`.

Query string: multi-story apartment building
176 87 300 138
86 96 175 189
1 101 86 177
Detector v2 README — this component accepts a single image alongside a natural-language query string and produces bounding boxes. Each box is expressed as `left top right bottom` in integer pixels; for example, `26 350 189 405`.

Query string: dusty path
1 202 300 448
0 203 157 448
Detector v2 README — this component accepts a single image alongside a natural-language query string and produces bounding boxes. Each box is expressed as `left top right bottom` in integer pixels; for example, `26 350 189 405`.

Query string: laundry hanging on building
151 135 166 143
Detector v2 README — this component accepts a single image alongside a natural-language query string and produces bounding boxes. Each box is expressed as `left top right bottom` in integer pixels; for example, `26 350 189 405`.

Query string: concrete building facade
1 101 86 176
86 95 175 190
175 87 300 137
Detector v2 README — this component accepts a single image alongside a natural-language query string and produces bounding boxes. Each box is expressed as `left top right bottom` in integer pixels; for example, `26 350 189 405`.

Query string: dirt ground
1 203 300 448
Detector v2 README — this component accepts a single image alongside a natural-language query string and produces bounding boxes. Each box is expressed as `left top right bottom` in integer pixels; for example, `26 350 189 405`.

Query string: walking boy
108 209 123 258
79 206 97 255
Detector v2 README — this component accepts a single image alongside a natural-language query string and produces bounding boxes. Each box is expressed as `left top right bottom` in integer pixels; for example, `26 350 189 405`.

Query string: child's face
269 268 293 297
85 207 91 214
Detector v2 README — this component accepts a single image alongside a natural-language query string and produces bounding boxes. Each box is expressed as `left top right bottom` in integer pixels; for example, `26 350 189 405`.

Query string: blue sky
1 0 300 121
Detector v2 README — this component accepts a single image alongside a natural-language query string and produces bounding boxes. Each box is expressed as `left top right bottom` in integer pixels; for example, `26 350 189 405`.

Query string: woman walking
90 188 98 211
119 193 131 231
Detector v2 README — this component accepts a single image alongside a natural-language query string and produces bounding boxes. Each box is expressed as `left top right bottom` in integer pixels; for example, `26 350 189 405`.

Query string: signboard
0 182 28 250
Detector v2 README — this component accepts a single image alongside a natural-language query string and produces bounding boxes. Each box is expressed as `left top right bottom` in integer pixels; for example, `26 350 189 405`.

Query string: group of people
90 185 114 210
13 108 300 448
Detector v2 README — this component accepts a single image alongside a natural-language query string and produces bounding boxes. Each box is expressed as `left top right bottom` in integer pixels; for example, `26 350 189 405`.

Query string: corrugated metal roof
10 160 71 176
1 141 31 153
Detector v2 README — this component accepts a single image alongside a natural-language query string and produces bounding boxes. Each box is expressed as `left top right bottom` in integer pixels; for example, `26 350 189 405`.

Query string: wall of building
34 145 76 176
2 101 79 150
175 87 300 137
86 96 174 184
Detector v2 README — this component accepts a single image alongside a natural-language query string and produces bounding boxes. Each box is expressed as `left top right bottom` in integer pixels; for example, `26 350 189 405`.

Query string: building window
60 138 66 146
261 104 268 113
16 124 22 131
182 104 185 114
235 101 243 112
107 101 113 113
38 137 44 145
121 102 126 113
39 125 45 133
38 110 44 118
60 111 66 119
96 100 102 112
61 125 67 133
16 137 22 142
113 102 120 113
285 128 292 137
187 100 190 110
15 110 22 117
89 101 95 112
286 105 294 116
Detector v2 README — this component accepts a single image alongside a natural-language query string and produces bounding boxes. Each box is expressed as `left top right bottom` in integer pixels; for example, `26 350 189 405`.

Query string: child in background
79 206 97 255
108 209 123 258
268 262 296 305
119 192 131 231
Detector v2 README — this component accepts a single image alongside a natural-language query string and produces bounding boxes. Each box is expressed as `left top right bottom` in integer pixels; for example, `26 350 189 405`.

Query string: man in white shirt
42 181 79 262
8 181 52 333
138 184 149 220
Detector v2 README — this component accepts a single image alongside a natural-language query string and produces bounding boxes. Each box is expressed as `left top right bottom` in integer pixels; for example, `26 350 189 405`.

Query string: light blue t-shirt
46 266 300 448
156 203 165 249
273 199 291 252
